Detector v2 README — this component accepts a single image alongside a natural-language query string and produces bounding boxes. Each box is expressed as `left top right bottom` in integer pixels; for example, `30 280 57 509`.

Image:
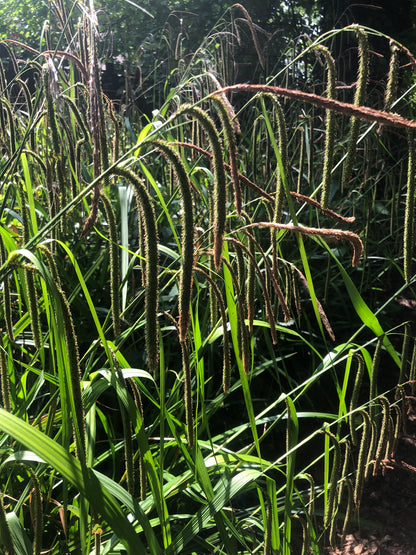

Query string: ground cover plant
1 1 416 553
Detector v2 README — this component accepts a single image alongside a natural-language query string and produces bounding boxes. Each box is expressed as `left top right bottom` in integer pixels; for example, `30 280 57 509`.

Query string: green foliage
0 2 415 553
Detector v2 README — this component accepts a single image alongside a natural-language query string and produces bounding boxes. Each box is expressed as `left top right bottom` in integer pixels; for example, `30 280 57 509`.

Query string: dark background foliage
2 1 416 110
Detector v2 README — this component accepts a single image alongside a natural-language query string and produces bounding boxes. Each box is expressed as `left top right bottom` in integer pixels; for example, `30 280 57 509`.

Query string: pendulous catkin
354 409 371 506
404 129 415 283
0 333 11 412
112 166 159 377
341 27 369 191
323 430 341 532
211 95 242 215
373 396 390 475
349 352 365 446
177 105 227 270
0 237 13 342
39 244 86 460
315 45 336 209
150 140 194 343
195 266 231 392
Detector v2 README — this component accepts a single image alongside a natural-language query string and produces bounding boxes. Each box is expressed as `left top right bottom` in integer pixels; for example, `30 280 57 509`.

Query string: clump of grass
0 5 415 554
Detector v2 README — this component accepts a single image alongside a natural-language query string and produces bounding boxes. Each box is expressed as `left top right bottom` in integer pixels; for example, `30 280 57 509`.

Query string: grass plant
1 3 416 553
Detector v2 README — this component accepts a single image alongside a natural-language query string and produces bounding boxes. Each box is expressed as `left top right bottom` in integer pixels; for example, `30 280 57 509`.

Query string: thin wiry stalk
44 61 61 159
293 267 335 341
111 350 135 496
232 4 265 69
129 379 147 500
397 322 412 394
262 93 288 225
82 1 108 235
28 468 43 555
245 232 256 333
181 339 194 448
297 126 305 193
24 268 42 350
410 338 416 395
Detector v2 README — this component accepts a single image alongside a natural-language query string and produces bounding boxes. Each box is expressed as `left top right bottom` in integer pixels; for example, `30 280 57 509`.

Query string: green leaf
328 248 400 367
0 408 144 553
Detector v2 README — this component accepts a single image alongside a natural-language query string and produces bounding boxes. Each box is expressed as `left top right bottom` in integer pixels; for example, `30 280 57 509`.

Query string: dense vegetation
1 1 416 553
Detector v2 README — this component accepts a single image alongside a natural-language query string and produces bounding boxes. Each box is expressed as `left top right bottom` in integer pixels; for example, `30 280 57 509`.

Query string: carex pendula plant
0 4 416 553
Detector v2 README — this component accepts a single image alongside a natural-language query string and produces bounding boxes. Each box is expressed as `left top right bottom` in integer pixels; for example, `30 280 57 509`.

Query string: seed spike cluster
404 129 415 283
349 353 365 446
385 42 399 112
354 409 371 507
0 334 11 412
177 104 226 270
238 221 363 268
112 166 159 377
150 140 194 343
341 27 369 191
222 257 250 374
315 45 336 209
373 396 390 475
211 96 242 215
322 430 341 532
226 236 278 344
1 15 415 551
369 337 383 422
195 266 231 392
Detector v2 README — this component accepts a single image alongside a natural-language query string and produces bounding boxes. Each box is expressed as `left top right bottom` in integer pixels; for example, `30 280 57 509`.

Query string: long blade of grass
167 469 261 554
328 246 400 367
222 241 262 461
284 397 298 554
0 408 143 553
